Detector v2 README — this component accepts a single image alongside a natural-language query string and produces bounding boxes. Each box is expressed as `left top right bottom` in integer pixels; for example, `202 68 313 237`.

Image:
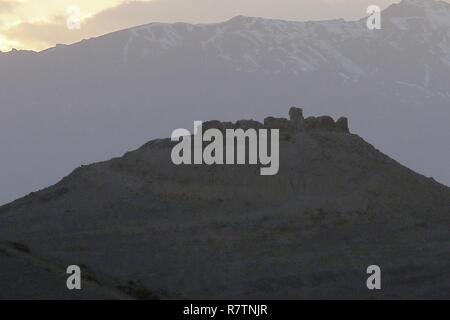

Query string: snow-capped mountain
1 0 450 204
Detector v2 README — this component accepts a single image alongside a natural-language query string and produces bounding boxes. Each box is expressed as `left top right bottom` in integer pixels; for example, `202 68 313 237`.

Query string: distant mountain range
1 0 450 204
1 108 449 299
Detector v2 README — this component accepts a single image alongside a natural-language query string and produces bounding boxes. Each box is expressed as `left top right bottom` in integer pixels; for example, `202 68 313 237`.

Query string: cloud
3 16 75 49
0 0 19 13
0 0 407 51
75 0 399 25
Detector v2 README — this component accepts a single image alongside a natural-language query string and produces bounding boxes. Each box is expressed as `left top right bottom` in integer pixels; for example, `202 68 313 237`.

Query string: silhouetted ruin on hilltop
203 107 350 134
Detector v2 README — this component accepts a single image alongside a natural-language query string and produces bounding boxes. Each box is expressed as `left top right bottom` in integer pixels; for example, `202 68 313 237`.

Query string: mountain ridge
1 0 450 205
4 0 450 54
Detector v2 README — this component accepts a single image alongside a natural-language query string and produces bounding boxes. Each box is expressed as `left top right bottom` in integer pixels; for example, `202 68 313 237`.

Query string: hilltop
0 108 449 299
2 0 450 205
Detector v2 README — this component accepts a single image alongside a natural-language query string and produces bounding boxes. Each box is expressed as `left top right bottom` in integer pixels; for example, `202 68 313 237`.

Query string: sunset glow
0 0 130 51
0 0 408 52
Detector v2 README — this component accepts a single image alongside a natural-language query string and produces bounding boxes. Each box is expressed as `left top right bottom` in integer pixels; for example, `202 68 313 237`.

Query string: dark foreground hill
0 108 449 299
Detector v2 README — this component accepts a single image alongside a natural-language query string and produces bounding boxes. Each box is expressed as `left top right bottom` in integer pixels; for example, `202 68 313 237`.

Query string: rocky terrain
2 0 450 205
0 108 449 299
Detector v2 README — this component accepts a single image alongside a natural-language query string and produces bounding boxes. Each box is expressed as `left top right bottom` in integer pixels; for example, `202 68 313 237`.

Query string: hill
1 108 449 299
2 0 450 204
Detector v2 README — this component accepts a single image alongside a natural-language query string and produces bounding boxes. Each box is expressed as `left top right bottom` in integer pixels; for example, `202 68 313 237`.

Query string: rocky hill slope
0 108 449 299
2 0 450 204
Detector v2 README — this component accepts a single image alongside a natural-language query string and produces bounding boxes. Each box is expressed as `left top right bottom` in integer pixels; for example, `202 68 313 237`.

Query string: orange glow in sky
0 0 128 51
0 0 409 52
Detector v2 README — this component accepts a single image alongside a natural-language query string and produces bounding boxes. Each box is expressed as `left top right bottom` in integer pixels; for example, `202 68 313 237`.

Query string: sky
0 0 420 52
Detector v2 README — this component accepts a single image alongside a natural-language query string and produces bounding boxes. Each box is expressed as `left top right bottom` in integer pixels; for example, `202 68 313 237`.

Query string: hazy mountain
0 109 449 299
1 0 450 205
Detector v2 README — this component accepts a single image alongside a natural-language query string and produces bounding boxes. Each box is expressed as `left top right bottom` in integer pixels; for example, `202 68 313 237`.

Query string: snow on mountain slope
1 0 450 204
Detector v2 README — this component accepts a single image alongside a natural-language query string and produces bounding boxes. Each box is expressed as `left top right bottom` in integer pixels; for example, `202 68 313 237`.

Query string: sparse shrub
38 187 69 203
117 281 160 300
9 242 31 254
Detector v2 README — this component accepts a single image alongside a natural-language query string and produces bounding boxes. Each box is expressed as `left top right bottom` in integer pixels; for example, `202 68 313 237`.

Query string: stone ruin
203 107 350 134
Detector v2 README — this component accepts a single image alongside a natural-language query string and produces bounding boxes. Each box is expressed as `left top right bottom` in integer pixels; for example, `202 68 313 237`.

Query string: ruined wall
203 107 350 134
